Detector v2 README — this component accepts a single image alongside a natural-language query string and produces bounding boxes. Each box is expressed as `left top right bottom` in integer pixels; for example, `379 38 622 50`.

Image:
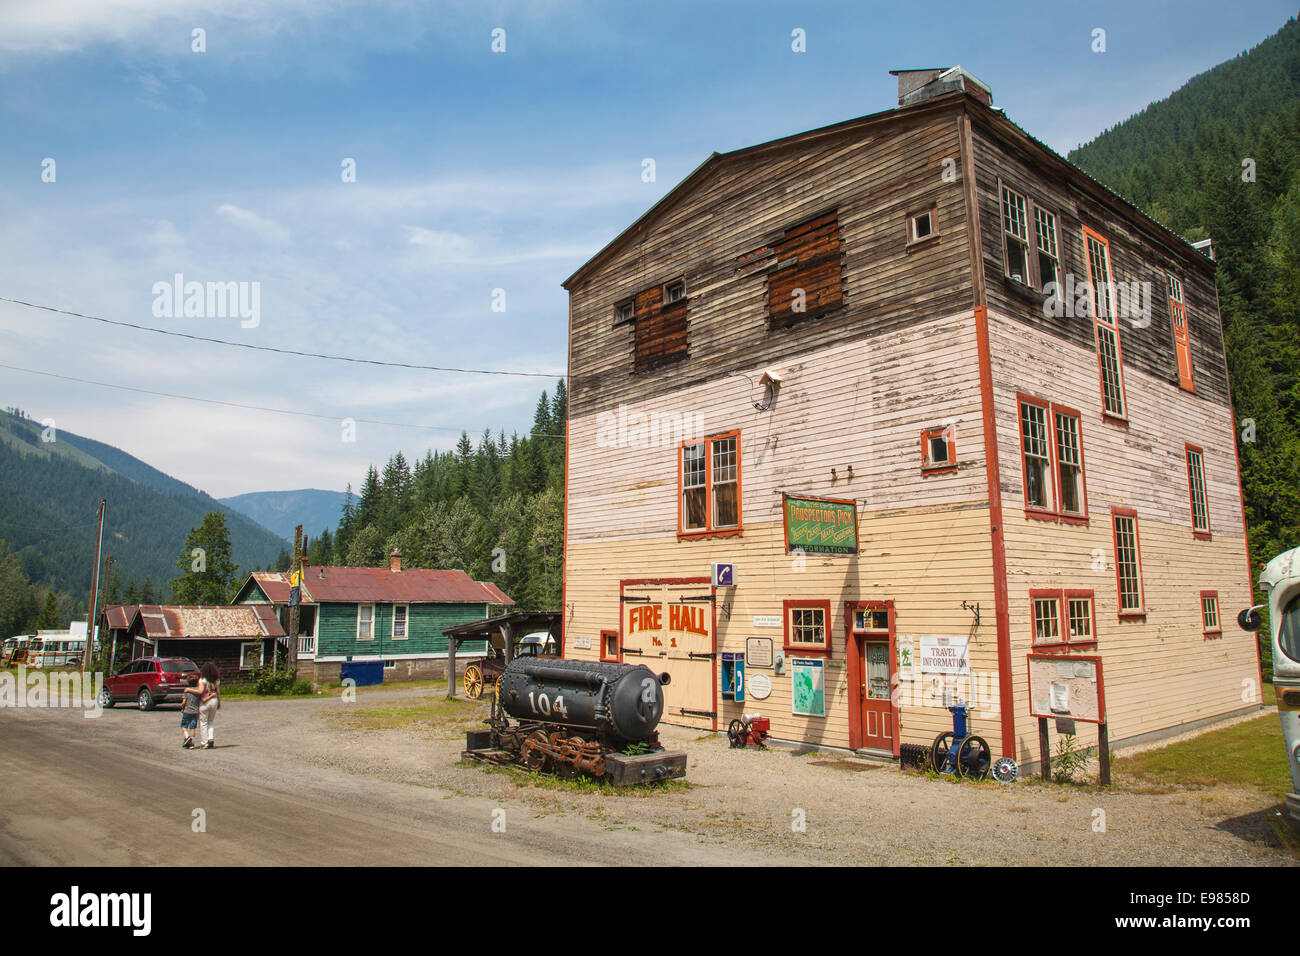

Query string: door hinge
679 708 717 718
687 651 717 660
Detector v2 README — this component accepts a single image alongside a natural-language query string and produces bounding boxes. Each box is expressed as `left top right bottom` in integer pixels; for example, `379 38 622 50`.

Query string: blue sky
0 0 1293 499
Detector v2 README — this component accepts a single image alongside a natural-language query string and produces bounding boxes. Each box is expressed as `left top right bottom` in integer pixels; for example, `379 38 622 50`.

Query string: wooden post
1098 722 1111 786
287 525 302 674
1038 716 1051 781
446 635 458 699
84 498 106 678
502 621 515 664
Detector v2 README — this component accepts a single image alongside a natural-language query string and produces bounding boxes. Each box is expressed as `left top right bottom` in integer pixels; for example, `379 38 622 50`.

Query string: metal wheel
463 664 484 700
137 687 155 711
930 731 955 772
99 686 114 709
727 719 747 748
520 729 551 772
955 735 992 780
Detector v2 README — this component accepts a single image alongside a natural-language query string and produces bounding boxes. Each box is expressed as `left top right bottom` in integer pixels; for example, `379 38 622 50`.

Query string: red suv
100 657 200 711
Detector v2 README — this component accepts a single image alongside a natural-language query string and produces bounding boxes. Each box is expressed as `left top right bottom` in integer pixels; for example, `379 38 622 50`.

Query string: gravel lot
226 683 1294 866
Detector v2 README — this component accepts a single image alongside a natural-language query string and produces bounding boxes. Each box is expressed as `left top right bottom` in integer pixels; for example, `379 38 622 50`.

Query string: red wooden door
859 638 894 751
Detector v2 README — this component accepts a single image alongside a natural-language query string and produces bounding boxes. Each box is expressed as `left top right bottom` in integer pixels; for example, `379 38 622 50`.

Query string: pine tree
36 591 60 629
170 512 240 605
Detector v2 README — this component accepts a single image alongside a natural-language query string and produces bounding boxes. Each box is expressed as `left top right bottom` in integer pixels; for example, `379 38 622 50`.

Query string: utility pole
287 524 303 674
84 498 106 678
101 553 115 671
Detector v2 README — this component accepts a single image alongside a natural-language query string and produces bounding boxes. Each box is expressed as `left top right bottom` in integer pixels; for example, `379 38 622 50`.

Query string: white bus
27 632 89 668
1239 545 1300 822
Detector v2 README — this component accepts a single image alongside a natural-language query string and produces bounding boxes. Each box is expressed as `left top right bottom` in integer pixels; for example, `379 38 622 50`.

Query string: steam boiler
463 656 688 785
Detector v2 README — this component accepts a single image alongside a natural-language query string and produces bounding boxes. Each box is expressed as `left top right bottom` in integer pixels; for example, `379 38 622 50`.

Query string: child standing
180 682 201 748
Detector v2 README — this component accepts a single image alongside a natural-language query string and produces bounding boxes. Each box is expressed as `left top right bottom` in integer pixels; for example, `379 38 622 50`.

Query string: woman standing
197 662 221 749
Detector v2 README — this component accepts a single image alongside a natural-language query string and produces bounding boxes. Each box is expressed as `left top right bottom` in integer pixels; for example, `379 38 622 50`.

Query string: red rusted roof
135 605 286 640
102 605 136 630
288 566 515 605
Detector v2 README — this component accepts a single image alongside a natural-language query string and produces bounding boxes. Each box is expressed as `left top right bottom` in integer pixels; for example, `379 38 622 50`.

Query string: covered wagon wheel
463 664 484 700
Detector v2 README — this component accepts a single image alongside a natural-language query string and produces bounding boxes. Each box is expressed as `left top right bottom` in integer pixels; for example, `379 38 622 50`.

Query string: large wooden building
558 68 1260 764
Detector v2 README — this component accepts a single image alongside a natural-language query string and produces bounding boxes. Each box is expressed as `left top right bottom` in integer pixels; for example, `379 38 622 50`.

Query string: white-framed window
663 279 685 305
382 659 397 670
1054 410 1084 516
357 603 375 641
1035 207 1059 292
1033 595 1061 644
392 604 408 640
240 641 264 670
909 209 934 242
1020 401 1054 512
613 299 635 326
1001 185 1031 283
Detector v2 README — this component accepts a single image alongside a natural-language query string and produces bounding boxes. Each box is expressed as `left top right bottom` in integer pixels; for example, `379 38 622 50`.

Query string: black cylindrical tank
497 657 669 742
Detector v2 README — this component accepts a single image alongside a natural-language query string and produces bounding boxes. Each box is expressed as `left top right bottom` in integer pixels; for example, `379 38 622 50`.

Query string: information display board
1027 653 1105 724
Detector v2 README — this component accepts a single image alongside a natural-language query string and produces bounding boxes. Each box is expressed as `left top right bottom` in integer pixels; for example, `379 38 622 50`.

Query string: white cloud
216 203 290 243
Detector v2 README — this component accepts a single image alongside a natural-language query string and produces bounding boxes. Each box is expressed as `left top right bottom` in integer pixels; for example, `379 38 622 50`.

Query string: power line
0 296 568 380
0 361 565 438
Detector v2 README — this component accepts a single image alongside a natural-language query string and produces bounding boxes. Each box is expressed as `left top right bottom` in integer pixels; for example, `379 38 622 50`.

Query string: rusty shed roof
135 605 285 640
102 605 136 630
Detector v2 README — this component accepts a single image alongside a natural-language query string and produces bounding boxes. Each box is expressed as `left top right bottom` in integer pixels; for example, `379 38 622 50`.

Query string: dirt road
0 685 1292 866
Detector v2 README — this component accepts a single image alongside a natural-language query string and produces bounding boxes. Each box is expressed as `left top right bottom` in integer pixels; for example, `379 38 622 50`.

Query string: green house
233 551 513 683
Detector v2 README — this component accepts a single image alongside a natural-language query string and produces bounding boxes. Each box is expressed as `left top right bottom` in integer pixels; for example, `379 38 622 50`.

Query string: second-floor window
1031 589 1096 647
1002 186 1031 284
1018 396 1087 520
1186 445 1211 538
766 210 844 329
679 431 741 537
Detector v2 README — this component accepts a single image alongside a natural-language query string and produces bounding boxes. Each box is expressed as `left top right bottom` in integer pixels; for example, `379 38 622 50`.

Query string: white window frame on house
1083 227 1128 421
1035 207 1059 292
663 279 686 305
908 207 936 244
357 603 375 641
613 299 635 327
1001 185 1031 285
392 603 409 640
240 641 264 670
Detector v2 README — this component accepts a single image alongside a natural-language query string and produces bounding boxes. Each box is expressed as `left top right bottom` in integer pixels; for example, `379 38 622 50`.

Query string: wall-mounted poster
919 635 970 675
746 637 774 668
897 635 915 681
782 494 859 555
791 657 825 717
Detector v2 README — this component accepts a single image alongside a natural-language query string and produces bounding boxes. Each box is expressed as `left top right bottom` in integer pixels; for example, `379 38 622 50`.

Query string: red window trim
1199 590 1222 638
1185 443 1212 540
1168 274 1195 393
1083 226 1129 424
920 425 958 475
599 628 620 662
783 599 833 656
677 429 743 540
1016 393 1090 524
1028 588 1099 650
1111 507 1146 621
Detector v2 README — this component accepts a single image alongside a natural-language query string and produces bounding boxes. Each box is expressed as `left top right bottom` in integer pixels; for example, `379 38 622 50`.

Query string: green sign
784 495 859 554
791 658 825 717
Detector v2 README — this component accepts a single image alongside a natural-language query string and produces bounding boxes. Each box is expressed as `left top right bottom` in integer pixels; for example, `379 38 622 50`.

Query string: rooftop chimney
890 66 992 108
390 549 402 572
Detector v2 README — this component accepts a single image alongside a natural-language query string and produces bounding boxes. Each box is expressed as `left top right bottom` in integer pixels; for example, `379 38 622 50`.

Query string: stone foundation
295 657 474 687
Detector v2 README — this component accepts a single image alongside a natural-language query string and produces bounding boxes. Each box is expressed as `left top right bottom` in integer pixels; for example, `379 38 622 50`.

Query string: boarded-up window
767 211 844 329
632 282 689 372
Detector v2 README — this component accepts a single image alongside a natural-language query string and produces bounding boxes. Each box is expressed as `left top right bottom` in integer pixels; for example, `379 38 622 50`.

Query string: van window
1280 594 1300 665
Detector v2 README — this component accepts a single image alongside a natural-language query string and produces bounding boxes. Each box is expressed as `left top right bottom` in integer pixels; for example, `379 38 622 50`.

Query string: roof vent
890 66 992 108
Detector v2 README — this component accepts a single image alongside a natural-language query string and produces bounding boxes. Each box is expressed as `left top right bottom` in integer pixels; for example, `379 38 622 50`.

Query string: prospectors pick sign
783 494 859 555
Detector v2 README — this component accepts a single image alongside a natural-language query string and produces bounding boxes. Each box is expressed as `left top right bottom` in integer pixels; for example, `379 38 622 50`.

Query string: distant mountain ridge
219 489 347 541
0 409 288 603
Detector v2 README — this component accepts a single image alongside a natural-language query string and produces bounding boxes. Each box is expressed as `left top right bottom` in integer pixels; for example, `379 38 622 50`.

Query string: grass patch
475 762 691 795
1114 714 1292 799
322 697 481 730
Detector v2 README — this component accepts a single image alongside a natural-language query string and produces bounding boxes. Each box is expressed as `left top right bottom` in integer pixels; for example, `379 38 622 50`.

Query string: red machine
727 714 771 748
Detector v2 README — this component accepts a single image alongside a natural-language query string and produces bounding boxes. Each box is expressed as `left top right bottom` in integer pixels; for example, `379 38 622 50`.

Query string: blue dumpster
340 661 383 687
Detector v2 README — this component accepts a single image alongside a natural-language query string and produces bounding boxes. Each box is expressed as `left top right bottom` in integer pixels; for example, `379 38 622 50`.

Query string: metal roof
254 565 516 606
442 610 560 641
102 605 135 630
134 605 285 640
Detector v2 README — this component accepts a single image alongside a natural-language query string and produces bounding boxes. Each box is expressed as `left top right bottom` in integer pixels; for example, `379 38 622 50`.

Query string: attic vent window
911 211 933 242
613 300 635 326
664 280 686 305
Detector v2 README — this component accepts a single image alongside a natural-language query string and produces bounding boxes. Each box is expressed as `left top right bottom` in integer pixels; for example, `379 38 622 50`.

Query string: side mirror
1237 607 1263 632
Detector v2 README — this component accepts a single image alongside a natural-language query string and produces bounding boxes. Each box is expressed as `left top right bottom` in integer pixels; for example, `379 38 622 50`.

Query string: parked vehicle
26 635 88 668
2 635 31 665
99 657 200 711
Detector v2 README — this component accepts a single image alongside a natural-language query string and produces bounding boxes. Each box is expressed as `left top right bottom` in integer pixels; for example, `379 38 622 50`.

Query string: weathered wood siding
567 312 1003 749
566 104 974 420
970 114 1229 405
988 309 1256 761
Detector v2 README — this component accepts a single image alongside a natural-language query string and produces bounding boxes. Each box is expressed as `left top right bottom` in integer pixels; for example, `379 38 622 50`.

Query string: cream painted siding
566 311 1007 750
988 309 1256 762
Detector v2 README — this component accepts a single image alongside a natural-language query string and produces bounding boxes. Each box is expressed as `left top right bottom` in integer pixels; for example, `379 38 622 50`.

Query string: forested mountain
220 488 347 542
1069 16 1300 590
318 382 566 612
0 409 288 612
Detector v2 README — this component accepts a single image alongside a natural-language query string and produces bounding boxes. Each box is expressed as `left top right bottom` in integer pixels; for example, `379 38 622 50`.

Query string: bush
1053 733 1091 784
290 678 314 695
250 667 299 696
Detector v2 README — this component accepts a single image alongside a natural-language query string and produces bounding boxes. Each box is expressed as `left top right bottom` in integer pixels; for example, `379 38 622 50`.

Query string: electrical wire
0 361 566 438
0 296 567 380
